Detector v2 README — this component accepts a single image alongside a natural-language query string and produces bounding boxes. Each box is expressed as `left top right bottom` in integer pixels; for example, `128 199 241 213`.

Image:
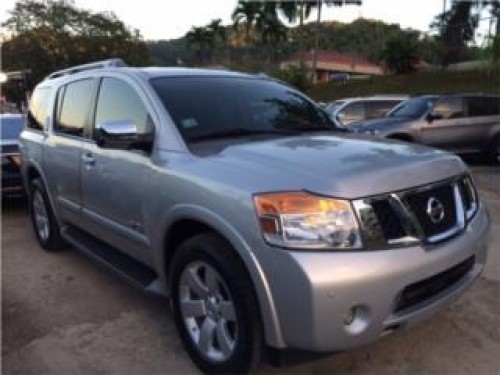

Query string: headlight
254 192 362 250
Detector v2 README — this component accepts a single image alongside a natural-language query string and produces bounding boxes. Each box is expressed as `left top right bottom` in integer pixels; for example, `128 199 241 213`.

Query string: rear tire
170 233 262 374
29 178 66 251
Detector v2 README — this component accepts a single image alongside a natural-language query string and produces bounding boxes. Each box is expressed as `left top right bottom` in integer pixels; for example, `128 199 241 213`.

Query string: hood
349 116 412 131
196 134 466 199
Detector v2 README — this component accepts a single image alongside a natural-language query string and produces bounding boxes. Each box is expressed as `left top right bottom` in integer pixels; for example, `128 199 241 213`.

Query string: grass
307 69 500 102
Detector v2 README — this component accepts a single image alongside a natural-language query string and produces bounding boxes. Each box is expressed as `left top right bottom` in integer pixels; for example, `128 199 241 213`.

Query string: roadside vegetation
307 68 500 101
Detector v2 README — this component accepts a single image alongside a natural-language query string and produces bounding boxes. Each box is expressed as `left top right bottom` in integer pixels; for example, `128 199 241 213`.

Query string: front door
80 76 156 263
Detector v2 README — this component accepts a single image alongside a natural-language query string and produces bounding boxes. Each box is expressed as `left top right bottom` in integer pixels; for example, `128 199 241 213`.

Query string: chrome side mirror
99 121 138 136
95 120 153 152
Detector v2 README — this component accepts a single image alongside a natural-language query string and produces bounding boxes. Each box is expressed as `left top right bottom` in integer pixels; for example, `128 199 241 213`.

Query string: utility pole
311 0 322 84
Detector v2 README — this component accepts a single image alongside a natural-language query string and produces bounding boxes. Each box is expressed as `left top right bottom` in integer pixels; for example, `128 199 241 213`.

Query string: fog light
343 305 370 335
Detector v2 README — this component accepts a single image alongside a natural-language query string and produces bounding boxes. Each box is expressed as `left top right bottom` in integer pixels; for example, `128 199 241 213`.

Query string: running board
61 225 168 297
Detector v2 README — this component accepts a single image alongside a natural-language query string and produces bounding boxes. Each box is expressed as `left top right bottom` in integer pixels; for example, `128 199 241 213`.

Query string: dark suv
351 94 500 163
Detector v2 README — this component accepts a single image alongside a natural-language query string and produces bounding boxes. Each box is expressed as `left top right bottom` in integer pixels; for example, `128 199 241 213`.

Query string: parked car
324 95 407 126
1 114 25 196
20 60 490 374
351 94 500 163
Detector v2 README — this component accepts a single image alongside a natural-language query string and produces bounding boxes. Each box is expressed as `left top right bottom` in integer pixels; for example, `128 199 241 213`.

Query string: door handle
82 152 96 167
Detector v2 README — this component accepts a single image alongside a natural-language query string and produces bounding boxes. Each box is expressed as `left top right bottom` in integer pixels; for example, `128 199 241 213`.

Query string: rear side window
432 97 464 119
94 77 151 134
467 96 500 117
340 102 365 123
27 87 50 130
55 79 94 136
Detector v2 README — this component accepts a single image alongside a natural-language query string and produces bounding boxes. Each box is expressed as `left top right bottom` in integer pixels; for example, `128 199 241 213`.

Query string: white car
325 95 408 126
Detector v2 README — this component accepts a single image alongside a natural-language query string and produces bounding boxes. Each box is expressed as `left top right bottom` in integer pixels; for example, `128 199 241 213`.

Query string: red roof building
281 50 385 84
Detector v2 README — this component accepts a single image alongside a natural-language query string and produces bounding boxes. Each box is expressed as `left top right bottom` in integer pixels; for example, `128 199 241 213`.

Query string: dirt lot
2 165 499 375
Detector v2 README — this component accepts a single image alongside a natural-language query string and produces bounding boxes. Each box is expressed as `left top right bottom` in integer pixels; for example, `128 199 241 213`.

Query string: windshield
151 76 334 142
388 97 438 118
1 116 25 140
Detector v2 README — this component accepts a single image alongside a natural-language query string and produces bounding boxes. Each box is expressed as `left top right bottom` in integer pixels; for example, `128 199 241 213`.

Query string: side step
61 225 168 297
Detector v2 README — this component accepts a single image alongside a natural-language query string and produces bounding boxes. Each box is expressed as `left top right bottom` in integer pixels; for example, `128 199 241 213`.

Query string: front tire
170 233 262 374
29 178 66 251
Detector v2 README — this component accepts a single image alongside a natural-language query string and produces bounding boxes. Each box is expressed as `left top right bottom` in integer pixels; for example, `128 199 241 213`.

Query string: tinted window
94 78 151 134
56 79 94 136
27 87 50 130
151 77 332 142
1 116 25 140
432 97 464 119
365 100 401 119
389 97 437 118
339 102 365 124
467 96 500 117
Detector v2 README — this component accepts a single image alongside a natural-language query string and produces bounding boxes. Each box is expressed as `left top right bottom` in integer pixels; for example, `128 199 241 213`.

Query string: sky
0 0 494 43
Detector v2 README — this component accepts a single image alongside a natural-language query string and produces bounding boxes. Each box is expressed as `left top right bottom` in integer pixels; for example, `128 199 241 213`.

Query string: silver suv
20 60 490 373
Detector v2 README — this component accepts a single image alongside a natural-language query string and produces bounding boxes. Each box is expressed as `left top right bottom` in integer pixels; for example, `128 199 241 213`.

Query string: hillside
146 18 436 69
307 69 500 101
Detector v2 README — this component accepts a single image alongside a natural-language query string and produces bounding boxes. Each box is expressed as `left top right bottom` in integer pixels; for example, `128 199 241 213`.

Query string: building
280 50 385 83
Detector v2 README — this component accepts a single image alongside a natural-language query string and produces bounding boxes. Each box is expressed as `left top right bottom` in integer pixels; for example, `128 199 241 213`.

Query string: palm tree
207 18 227 63
186 26 212 65
255 2 289 63
231 1 261 47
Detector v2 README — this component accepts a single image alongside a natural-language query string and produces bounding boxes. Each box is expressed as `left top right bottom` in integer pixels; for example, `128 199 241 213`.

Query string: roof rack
45 58 127 80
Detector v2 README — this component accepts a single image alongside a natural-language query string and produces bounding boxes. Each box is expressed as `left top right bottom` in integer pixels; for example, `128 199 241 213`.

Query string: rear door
464 95 500 151
80 76 156 263
42 78 97 224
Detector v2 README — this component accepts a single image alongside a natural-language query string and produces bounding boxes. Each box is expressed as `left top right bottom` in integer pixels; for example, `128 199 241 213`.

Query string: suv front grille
404 184 457 239
353 175 478 249
371 200 406 241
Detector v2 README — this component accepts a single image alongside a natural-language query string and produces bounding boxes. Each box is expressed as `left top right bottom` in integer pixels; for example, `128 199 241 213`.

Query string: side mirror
426 112 442 123
95 121 153 152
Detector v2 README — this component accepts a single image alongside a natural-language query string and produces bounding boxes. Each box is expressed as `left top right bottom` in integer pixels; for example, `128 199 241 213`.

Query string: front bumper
262 203 489 351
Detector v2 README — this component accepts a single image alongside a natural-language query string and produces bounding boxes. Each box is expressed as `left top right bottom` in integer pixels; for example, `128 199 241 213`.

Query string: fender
21 159 63 224
155 203 286 349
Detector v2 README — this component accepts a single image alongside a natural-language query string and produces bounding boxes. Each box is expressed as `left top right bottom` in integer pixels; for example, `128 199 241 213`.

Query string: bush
273 65 310 92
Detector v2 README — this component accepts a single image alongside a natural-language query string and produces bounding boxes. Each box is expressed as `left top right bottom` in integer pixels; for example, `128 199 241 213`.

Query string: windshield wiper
189 127 297 142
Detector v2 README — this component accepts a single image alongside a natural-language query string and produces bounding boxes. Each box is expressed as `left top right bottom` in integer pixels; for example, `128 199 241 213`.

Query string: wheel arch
158 205 286 349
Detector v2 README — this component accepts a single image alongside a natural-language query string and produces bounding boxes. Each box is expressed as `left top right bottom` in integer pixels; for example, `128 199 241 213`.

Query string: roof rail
45 58 127 80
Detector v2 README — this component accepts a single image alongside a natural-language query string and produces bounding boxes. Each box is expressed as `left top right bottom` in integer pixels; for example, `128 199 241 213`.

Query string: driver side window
94 77 153 135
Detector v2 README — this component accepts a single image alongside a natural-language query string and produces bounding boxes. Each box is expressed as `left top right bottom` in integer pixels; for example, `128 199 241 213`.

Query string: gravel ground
2 165 499 375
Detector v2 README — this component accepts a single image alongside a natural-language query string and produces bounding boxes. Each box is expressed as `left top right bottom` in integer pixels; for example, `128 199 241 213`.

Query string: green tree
255 3 288 62
185 26 213 65
378 33 421 74
207 19 229 63
432 0 481 65
231 0 261 46
2 0 150 86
